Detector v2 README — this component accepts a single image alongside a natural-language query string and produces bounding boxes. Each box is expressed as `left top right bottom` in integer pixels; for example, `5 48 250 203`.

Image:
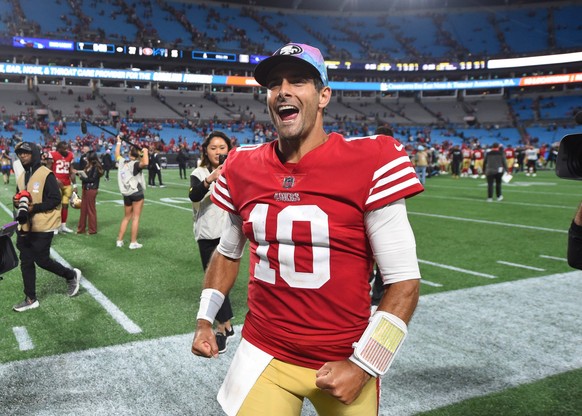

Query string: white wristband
196 288 225 324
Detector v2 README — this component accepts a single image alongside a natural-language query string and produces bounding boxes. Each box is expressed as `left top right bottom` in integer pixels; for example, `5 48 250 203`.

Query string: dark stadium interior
0 0 580 154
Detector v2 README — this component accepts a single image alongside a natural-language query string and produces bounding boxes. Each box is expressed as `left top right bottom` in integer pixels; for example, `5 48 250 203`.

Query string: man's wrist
204 178 212 185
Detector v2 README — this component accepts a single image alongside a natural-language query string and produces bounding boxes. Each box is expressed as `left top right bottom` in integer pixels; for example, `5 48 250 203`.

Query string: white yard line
409 211 567 234
1 271 581 416
420 279 443 287
12 327 34 351
420 194 574 210
98 188 192 211
496 260 546 271
419 259 497 278
1 201 142 335
540 254 568 262
50 249 142 334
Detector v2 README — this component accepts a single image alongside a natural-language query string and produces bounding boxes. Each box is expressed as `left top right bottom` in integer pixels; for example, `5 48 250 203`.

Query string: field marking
1 201 141 335
409 211 567 234
419 259 497 278
98 188 192 211
420 194 574 210
427 184 577 196
540 254 567 262
50 249 143 334
496 260 545 271
1 271 581 416
420 279 443 287
12 327 34 351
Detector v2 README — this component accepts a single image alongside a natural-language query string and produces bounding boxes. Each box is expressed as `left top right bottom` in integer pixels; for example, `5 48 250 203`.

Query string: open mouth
277 105 299 121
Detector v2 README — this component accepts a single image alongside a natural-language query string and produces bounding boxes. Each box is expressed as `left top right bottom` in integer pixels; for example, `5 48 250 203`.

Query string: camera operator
568 203 582 269
12 142 81 312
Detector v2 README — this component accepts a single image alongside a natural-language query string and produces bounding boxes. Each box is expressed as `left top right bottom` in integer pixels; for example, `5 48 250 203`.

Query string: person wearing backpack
115 136 149 249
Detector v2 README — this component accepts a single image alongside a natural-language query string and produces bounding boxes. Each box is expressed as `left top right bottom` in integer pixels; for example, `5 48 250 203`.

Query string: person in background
47 141 77 234
115 137 149 249
524 144 539 177
148 144 165 188
191 42 423 416
1 149 13 185
101 149 113 181
12 142 81 312
177 142 190 179
450 145 462 179
76 151 104 235
189 130 235 354
77 144 91 171
483 142 508 202
568 202 582 270
504 144 516 174
414 145 429 185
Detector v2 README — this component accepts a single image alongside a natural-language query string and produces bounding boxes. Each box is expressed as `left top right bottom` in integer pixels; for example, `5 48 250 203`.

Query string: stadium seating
1 0 582 152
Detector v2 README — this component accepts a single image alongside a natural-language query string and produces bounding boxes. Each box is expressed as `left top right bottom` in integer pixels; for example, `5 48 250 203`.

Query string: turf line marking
420 279 443 287
420 194 573 210
427 184 575 196
496 260 545 271
409 211 567 234
418 259 497 278
540 254 567 262
50 249 143 334
98 188 192 211
12 326 34 351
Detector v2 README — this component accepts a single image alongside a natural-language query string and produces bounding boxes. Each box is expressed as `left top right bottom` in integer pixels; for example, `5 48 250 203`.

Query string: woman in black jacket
76 151 103 234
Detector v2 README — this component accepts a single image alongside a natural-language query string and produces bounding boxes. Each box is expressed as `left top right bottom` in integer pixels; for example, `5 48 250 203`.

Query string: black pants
16 231 75 300
486 173 503 198
178 163 187 179
148 168 163 186
197 238 233 324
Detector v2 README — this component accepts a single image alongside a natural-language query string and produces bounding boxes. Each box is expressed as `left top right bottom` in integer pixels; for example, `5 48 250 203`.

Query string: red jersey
504 148 515 159
472 149 484 160
49 151 74 185
462 148 472 159
211 132 423 369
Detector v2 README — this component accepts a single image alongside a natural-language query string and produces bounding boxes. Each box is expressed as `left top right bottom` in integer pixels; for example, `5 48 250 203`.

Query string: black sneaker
216 332 227 354
67 268 82 297
13 297 39 312
225 327 235 338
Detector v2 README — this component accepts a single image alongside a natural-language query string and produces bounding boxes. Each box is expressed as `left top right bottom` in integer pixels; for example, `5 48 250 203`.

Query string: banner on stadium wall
0 63 581 91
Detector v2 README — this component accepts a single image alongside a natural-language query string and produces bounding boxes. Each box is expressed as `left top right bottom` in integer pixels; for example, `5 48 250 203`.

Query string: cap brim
254 55 321 87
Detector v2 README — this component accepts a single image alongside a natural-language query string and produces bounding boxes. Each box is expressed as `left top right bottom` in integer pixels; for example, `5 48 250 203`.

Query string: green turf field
1 167 580 415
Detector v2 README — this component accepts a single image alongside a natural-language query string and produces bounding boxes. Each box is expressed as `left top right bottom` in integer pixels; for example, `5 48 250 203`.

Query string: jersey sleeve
364 136 424 212
210 157 238 215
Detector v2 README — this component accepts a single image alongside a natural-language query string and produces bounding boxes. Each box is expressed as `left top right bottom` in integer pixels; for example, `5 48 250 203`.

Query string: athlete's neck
277 130 328 164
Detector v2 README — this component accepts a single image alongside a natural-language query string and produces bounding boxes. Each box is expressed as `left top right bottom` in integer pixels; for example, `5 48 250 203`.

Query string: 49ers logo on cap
277 44 303 56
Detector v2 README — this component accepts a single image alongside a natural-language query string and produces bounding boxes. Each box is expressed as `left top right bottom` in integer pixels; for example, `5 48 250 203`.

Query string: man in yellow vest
12 142 82 312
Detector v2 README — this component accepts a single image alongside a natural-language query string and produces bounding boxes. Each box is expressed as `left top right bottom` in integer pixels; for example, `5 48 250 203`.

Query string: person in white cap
191 43 424 415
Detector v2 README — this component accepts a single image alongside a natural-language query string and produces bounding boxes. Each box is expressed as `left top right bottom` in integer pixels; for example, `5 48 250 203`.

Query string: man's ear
319 86 332 110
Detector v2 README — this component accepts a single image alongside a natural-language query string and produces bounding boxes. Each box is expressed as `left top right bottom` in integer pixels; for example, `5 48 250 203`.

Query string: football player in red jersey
504 144 516 174
191 43 423 416
471 145 485 177
47 141 76 233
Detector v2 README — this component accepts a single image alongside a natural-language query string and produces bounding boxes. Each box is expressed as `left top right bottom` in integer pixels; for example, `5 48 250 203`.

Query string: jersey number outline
249 203 331 289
